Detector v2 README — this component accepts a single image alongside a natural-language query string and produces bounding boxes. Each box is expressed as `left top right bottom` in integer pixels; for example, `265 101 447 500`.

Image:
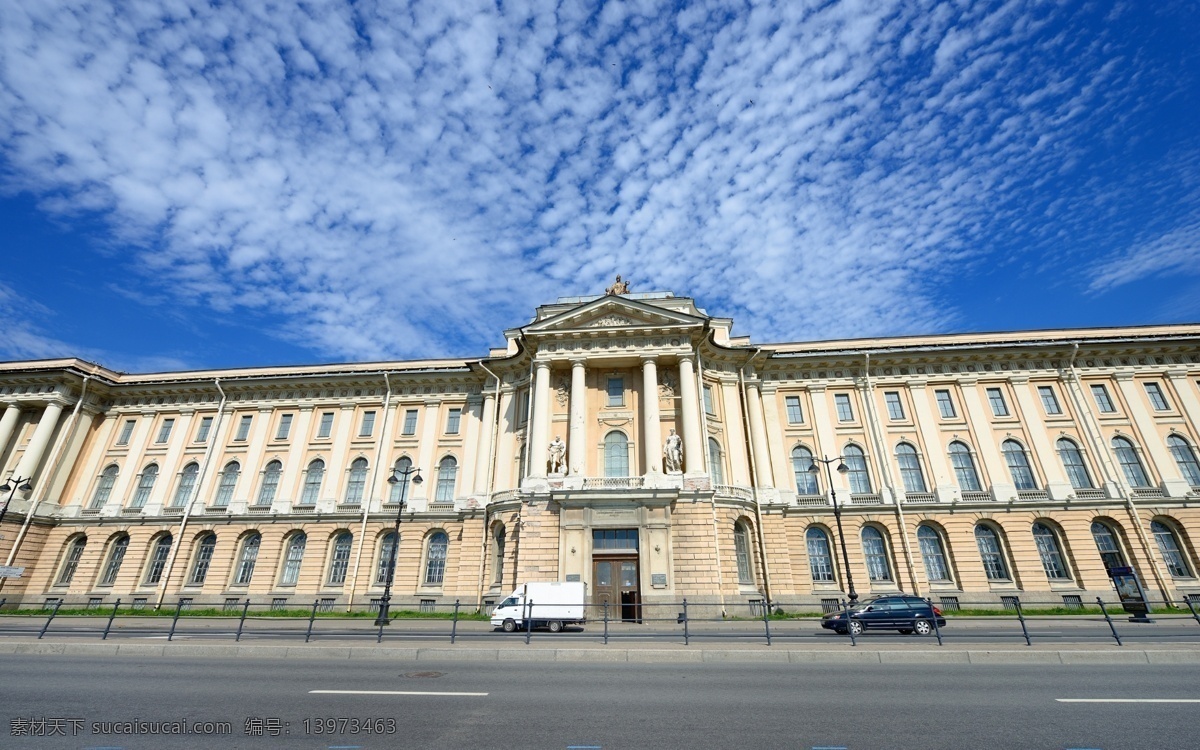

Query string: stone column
677 357 703 473
13 401 65 481
640 357 662 474
474 389 497 492
0 403 20 463
529 360 552 478
744 378 774 488
569 360 587 476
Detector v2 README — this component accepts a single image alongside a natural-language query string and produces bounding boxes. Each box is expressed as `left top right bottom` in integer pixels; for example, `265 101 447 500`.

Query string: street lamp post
375 465 423 626
808 456 858 603
0 476 33 528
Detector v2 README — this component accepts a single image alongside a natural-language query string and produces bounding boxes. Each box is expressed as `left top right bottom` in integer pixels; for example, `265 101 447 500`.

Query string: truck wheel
548 620 563 633
502 619 517 633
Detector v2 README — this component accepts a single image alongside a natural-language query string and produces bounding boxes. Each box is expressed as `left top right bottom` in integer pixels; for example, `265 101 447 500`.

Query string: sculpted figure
663 429 683 473
548 435 566 474
605 275 631 296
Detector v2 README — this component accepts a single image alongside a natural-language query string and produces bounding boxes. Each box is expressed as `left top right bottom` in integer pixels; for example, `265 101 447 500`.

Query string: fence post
681 599 689 646
842 599 856 647
38 599 63 640
762 599 772 646
305 599 319 643
1013 600 1032 646
929 600 944 646
603 601 609 645
236 600 250 642
451 599 460 644
102 599 122 641
1184 597 1200 628
167 598 184 642
524 599 534 645
1097 597 1123 646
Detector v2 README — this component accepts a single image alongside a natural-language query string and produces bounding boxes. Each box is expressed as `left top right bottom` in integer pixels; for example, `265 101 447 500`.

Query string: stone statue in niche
663 429 683 473
548 435 566 474
605 275 631 295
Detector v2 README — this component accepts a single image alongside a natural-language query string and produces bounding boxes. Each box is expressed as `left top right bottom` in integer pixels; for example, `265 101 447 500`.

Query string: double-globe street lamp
807 456 858 603
375 465 423 626
0 476 33 528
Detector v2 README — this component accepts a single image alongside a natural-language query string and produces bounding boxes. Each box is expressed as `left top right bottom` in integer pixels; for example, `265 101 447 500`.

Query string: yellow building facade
1 291 1199 616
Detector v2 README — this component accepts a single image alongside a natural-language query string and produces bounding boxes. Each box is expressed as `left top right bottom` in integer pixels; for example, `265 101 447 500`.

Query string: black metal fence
0 596 1198 647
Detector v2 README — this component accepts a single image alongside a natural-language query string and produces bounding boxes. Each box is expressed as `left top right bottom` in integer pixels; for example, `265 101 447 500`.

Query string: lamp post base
374 602 391 627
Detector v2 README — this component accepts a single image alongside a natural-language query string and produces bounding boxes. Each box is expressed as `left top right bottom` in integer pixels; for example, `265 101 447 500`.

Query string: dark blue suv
821 595 946 636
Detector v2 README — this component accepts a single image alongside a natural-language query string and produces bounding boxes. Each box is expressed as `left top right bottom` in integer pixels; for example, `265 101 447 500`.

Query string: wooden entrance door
593 556 640 623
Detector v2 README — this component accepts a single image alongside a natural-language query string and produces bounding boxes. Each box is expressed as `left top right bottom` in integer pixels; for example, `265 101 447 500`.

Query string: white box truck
490 581 587 633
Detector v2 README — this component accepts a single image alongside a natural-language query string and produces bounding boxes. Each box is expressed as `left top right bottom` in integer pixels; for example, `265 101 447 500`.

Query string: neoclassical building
1 289 1199 616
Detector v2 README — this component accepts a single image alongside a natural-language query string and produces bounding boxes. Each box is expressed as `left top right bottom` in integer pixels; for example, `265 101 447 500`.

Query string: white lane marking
309 690 488 697
1057 698 1200 703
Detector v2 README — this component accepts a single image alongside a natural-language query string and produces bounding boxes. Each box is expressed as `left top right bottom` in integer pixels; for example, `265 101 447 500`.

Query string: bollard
102 599 122 640
603 602 609 645
762 599 772 646
305 599 319 643
38 599 63 640
451 599 460 644
235 600 250 642
1013 600 1032 646
842 599 856 647
167 598 184 642
682 599 690 646
525 599 534 645
1185 597 1200 628
1097 597 1123 647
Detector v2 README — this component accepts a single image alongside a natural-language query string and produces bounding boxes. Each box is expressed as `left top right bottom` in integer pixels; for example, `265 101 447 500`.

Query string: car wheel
898 628 913 635
502 619 517 633
548 620 563 633
913 619 932 636
848 620 864 636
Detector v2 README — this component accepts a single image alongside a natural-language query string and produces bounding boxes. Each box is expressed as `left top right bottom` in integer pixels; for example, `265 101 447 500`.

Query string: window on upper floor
934 389 957 419
389 457 415 504
401 409 418 435
1091 384 1116 413
1144 382 1170 411
792 446 819 496
1112 436 1152 488
344 458 369 504
300 459 325 504
1167 435 1200 487
1001 440 1038 490
834 394 854 422
131 464 158 508
948 441 982 492
194 416 213 443
703 385 715 415
256 460 282 506
708 438 724 485
785 395 803 424
316 412 334 439
607 377 624 407
275 414 293 441
843 445 872 494
986 388 1009 417
214 461 240 506
359 411 376 437
172 462 200 508
445 408 461 435
234 415 252 441
1038 386 1062 415
116 419 136 446
89 465 119 510
895 444 927 494
604 431 629 477
155 418 175 444
1055 438 1093 490
884 392 905 420
435 457 457 502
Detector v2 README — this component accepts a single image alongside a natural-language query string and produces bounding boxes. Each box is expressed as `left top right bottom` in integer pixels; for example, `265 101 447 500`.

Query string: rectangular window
1038 386 1062 415
703 385 715 415
402 409 418 435
359 410 376 437
785 396 804 424
607 377 624 407
155 418 175 444
194 416 213 443
316 412 334 438
445 408 461 435
234 414 253 441
834 394 854 422
986 388 1009 417
1091 384 1116 413
1144 382 1170 411
116 419 136 446
275 414 293 441
884 391 905 420
934 389 956 419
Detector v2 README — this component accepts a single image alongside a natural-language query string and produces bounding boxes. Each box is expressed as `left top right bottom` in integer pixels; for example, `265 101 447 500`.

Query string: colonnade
0 400 67 486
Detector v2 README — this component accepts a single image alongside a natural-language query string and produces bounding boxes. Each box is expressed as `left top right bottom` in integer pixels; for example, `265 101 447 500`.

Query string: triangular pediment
524 296 707 335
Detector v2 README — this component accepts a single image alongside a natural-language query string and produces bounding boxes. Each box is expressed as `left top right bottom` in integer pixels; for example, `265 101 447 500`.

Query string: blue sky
1 0 1198 372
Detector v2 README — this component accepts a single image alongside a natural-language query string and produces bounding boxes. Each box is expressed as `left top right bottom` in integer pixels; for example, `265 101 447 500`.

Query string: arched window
376 532 399 585
1151 520 1193 578
301 459 325 504
1112 437 1151 488
1032 523 1070 580
917 525 950 582
280 533 307 585
435 457 457 502
89 465 118 509
974 525 1009 580
56 536 87 585
1001 440 1037 490
708 438 725 485
172 462 199 507
948 442 982 491
389 457 414 503
256 460 282 506
234 533 261 585
345 458 368 504
189 533 217 585
491 524 506 586
98 534 129 586
131 464 158 508
843 445 872 494
1056 438 1093 490
1091 521 1126 573
424 531 449 585
214 461 240 507
604 432 629 477
1167 435 1200 487
895 444 927 494
861 526 891 581
806 527 835 582
144 534 173 585
792 447 819 495
734 521 754 584
327 532 353 585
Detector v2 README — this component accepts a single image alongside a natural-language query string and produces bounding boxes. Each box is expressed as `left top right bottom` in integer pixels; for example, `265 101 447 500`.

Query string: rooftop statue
605 275 631 296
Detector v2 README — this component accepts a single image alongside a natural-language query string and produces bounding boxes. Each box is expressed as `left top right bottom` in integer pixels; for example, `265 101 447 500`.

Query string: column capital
639 354 659 364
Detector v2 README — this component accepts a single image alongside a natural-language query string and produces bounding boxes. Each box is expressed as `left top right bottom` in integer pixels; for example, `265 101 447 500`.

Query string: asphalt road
1 654 1196 749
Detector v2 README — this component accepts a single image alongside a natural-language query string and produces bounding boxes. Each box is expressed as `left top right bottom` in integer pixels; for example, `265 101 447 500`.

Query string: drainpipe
156 378 227 607
345 372 394 611
862 353 920 595
475 362 503 611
